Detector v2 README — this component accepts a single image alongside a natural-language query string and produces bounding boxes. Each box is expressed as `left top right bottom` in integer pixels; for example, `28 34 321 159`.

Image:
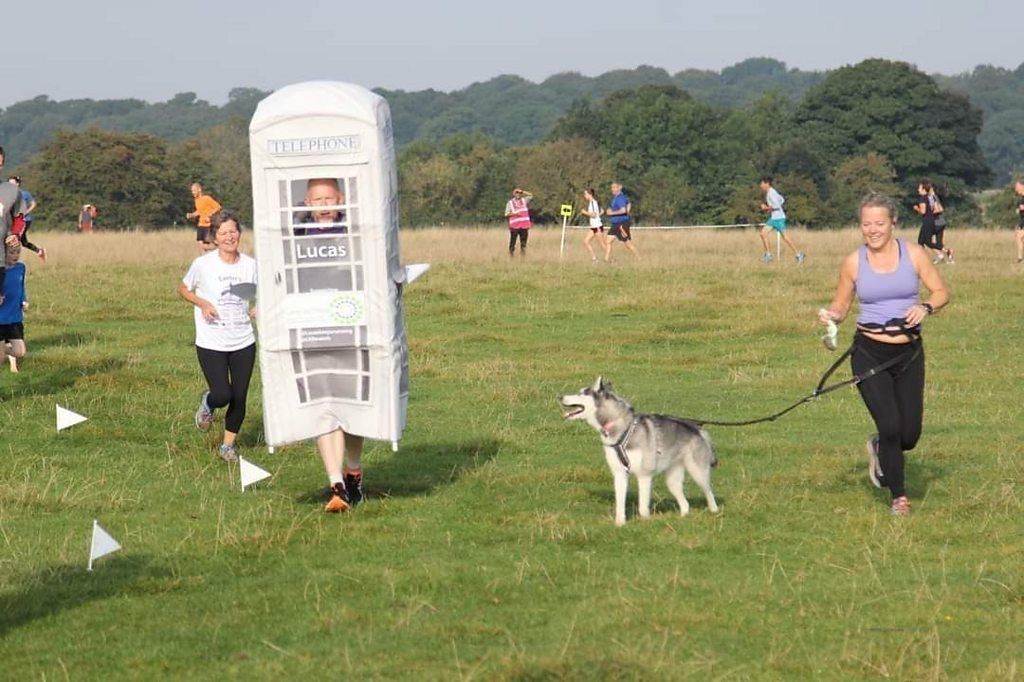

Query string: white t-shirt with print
182 251 257 351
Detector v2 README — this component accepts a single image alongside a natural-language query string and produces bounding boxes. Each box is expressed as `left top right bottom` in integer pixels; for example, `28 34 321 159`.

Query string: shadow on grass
1 357 125 401
587 486 726 516
294 437 502 504
0 555 170 637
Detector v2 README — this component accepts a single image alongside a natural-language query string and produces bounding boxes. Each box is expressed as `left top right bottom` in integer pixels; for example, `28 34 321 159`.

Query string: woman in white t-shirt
579 187 604 262
177 210 258 462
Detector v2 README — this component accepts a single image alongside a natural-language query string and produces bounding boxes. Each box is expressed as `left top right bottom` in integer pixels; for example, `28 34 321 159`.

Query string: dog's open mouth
562 405 584 419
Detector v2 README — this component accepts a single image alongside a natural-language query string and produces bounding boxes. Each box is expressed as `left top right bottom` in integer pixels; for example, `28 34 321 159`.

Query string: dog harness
604 416 639 472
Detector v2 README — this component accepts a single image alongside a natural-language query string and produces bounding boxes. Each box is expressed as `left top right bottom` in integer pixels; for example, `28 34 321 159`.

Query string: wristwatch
920 302 934 315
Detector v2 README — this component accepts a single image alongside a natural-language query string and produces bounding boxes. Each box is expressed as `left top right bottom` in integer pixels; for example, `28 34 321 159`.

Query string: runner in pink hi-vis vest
504 187 533 257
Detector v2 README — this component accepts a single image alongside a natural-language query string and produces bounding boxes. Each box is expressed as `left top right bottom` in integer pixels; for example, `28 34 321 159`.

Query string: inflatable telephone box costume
249 82 425 450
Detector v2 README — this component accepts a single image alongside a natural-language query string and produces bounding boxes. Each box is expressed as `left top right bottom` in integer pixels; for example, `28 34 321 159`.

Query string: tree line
5 59 1022 230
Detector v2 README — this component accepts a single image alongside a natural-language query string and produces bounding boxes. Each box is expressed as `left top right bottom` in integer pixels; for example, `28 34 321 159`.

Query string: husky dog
560 377 720 525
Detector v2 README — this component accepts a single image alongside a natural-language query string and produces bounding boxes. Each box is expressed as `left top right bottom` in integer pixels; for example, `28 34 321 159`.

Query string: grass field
1 227 1022 680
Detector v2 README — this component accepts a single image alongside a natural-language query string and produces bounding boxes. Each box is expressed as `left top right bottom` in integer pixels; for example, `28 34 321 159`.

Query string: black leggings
917 220 943 252
508 229 528 253
20 222 42 254
196 343 256 434
851 335 925 498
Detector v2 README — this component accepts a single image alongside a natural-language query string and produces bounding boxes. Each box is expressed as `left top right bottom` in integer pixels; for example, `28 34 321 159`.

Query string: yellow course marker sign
560 204 573 217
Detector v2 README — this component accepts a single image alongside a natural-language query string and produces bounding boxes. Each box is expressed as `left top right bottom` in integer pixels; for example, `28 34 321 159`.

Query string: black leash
680 336 921 428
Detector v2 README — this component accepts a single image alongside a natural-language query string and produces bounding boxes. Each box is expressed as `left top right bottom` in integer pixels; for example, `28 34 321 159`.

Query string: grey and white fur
559 376 720 525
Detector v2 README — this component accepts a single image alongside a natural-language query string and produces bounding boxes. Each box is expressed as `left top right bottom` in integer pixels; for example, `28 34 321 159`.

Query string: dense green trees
3 59 1019 229
16 122 252 230
794 60 991 195
20 129 183 228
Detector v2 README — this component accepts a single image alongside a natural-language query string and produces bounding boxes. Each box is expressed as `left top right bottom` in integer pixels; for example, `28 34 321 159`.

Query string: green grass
1 229 1022 680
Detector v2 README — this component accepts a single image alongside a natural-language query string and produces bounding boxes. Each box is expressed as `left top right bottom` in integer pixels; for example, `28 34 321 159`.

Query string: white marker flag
56 404 88 432
88 520 122 571
404 263 431 285
239 457 272 491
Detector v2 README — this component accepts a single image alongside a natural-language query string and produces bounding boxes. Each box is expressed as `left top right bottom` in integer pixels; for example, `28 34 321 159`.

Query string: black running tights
508 229 528 253
196 343 256 434
917 221 943 252
20 223 42 254
851 335 925 499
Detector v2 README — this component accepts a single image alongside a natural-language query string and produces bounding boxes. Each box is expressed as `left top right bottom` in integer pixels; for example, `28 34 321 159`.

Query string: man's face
759 181 770 192
190 184 201 198
305 180 344 223
611 183 622 195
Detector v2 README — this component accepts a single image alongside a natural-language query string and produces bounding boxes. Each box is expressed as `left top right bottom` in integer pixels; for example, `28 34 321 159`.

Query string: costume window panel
267 171 371 406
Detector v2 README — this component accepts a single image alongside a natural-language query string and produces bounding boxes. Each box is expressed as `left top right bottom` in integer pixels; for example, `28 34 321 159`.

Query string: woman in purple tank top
817 193 950 516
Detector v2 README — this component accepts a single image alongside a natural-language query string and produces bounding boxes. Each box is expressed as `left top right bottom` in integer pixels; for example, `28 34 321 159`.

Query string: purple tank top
855 239 919 326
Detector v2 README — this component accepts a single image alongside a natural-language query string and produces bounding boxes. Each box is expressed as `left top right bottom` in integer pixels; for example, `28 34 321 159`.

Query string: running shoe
8 355 17 373
38 248 47 263
944 248 955 264
890 496 911 517
218 443 238 462
866 434 886 489
324 482 351 513
194 391 213 431
343 471 363 507
796 252 806 264
760 253 774 264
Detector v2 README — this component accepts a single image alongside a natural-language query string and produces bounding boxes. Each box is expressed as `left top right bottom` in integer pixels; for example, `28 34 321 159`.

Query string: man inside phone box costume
249 81 427 511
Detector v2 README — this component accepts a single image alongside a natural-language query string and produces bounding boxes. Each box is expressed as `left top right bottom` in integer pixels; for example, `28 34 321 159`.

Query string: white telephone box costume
249 82 416 449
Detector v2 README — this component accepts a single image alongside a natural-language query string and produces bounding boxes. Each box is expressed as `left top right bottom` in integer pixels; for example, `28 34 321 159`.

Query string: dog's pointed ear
592 376 604 392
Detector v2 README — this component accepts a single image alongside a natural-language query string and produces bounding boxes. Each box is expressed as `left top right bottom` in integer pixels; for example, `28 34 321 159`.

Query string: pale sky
1 0 1017 108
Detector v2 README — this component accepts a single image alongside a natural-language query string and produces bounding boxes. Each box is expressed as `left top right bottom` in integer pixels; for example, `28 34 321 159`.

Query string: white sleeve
182 258 202 291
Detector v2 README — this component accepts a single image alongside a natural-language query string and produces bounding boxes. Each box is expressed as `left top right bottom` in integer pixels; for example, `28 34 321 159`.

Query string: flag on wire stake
239 457 271 491
88 520 121 571
56 404 88 432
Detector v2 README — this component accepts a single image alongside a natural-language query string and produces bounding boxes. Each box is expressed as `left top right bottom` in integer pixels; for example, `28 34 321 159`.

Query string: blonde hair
858 192 899 222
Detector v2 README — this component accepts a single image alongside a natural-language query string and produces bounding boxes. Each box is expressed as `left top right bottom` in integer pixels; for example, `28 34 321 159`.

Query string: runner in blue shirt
603 182 640 261
0 239 28 372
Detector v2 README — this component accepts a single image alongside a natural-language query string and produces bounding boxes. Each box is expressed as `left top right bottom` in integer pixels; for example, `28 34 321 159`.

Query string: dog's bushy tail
700 427 718 468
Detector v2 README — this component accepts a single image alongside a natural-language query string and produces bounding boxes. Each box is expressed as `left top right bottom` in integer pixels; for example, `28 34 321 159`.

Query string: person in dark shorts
603 182 640 261
186 183 222 252
0 238 28 372
913 178 952 264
